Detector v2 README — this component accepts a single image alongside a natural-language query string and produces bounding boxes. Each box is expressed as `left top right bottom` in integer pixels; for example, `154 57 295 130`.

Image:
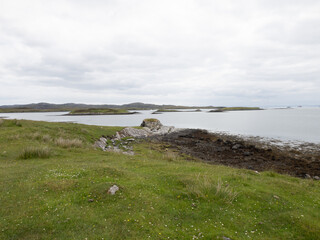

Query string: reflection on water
0 108 319 143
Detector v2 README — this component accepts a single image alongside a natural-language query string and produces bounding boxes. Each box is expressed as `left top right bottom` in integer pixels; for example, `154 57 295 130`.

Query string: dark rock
243 151 251 156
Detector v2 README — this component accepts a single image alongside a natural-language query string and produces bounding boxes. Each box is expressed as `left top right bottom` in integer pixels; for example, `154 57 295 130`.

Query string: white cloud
0 0 319 106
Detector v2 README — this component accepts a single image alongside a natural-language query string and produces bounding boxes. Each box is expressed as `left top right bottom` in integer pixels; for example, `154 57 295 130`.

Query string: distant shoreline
64 112 139 116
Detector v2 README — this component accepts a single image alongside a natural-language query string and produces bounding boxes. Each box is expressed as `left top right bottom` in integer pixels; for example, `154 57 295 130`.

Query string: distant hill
0 102 218 111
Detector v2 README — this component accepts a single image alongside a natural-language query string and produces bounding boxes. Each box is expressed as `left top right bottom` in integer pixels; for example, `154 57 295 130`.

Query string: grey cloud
0 0 319 106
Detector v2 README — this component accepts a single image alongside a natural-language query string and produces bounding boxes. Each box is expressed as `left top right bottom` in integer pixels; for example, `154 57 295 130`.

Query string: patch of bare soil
149 129 320 178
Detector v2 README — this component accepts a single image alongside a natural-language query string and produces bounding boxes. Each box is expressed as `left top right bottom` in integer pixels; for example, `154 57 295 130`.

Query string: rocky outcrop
94 119 181 154
140 118 163 131
114 127 151 139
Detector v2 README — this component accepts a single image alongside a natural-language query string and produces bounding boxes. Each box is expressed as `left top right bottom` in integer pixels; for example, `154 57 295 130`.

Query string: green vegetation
221 107 262 111
68 108 133 115
143 118 160 122
0 108 68 113
156 109 181 112
19 146 51 159
0 119 319 239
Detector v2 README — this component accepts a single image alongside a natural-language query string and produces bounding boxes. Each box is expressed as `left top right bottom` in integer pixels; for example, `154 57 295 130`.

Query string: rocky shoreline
95 119 320 179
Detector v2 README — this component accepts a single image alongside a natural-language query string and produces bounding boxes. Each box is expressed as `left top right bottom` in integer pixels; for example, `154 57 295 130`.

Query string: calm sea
0 108 319 144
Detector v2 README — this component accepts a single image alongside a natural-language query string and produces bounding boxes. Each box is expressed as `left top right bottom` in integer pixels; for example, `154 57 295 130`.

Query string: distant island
209 107 262 112
152 109 202 114
66 108 138 115
0 102 262 113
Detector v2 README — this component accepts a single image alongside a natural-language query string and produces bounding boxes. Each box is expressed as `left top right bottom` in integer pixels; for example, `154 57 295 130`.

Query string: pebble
107 185 119 195
232 144 241 150
305 174 311 179
243 151 251 156
273 195 279 199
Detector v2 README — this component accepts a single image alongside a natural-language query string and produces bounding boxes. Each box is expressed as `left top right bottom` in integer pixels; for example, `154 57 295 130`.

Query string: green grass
0 119 319 239
142 118 160 122
19 146 51 159
68 108 131 115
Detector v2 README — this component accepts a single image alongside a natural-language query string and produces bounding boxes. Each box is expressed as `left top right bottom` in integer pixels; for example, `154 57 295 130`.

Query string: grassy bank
0 119 319 239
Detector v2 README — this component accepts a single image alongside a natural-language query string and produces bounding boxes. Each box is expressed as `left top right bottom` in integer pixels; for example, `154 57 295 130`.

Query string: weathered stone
107 185 119 195
305 174 312 179
232 144 241 150
222 237 232 240
117 127 151 138
94 137 107 149
140 118 163 131
313 176 320 180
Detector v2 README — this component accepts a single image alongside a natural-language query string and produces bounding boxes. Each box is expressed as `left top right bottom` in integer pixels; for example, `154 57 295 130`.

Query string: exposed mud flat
149 129 320 178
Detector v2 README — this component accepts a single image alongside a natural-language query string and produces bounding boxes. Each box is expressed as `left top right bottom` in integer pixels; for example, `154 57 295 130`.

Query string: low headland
65 108 138 115
0 118 319 239
152 109 202 114
209 107 263 113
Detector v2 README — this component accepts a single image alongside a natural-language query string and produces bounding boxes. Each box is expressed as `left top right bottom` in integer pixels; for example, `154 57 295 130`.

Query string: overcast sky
0 0 319 106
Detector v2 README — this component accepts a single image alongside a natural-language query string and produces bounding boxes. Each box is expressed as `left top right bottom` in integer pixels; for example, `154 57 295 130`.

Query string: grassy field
0 119 319 239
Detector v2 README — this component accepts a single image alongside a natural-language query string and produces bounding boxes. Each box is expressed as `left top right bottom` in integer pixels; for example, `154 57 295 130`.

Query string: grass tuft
55 137 83 148
19 146 51 159
215 178 238 203
185 174 238 203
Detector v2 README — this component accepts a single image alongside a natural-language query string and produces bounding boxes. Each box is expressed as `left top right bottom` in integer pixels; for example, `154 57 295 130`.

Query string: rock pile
94 119 180 154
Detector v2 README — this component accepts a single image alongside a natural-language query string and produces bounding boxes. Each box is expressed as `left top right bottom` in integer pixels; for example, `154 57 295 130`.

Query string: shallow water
0 108 319 143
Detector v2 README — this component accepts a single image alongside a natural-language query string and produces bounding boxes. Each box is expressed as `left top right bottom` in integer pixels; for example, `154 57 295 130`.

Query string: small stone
273 195 279 199
222 237 232 240
88 199 94 202
243 151 251 156
232 144 241 150
305 174 312 179
107 185 119 195
313 176 320 180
